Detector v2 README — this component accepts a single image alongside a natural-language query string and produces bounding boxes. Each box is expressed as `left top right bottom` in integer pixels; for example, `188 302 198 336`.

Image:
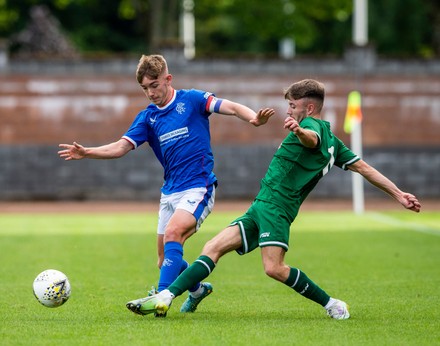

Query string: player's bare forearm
218 100 273 126
348 160 421 212
58 139 132 160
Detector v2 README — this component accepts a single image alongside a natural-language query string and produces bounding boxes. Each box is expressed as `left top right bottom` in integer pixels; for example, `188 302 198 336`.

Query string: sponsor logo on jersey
260 232 270 238
159 127 189 143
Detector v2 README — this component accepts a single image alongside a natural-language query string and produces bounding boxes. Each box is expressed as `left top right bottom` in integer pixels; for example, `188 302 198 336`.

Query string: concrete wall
0 145 438 201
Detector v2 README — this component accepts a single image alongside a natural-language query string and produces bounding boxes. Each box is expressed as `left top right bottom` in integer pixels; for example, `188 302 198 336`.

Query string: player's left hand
400 193 421 213
250 108 274 126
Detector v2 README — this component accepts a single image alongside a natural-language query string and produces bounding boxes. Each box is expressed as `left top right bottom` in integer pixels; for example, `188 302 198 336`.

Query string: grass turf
0 210 439 345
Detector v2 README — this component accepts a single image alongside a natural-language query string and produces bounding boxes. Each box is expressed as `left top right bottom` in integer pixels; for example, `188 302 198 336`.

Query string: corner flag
344 91 362 134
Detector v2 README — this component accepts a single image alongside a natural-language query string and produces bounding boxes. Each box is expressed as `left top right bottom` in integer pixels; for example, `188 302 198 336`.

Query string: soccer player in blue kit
58 54 274 315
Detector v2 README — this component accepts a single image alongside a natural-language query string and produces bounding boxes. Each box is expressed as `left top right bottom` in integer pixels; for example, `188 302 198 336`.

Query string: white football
33 269 71 308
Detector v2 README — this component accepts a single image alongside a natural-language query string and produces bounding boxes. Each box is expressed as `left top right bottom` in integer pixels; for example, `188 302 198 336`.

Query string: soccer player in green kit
127 79 421 320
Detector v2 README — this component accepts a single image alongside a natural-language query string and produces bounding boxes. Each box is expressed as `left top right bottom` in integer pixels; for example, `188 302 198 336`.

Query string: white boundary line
369 213 440 236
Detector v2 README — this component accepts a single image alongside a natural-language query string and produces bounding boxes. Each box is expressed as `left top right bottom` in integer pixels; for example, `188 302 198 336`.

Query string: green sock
168 255 215 297
284 267 330 306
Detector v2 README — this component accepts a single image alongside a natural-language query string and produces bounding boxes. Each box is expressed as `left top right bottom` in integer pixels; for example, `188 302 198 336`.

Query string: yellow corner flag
344 91 362 134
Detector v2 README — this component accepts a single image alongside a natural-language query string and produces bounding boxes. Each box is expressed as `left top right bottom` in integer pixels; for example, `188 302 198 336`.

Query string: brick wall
1 74 439 147
0 57 439 201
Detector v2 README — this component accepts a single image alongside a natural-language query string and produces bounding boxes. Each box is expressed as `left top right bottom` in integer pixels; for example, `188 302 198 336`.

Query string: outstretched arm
217 99 274 127
58 138 133 160
348 160 421 212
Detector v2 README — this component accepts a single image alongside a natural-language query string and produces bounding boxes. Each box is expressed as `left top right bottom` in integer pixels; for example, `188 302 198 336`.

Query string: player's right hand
251 108 274 126
58 142 86 160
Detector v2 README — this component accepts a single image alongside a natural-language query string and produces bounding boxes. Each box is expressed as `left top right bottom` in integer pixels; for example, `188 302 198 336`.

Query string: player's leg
158 184 216 292
126 186 217 315
169 186 217 312
255 200 350 320
179 259 213 313
172 185 216 310
178 222 245 312
156 234 164 269
172 223 243 296
260 246 349 320
126 209 196 316
132 224 243 316
157 208 196 291
261 246 329 303
150 201 198 288
261 246 349 319
285 265 350 319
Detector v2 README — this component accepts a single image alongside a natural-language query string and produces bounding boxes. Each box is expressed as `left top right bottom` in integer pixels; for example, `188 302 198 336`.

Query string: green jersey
256 117 360 220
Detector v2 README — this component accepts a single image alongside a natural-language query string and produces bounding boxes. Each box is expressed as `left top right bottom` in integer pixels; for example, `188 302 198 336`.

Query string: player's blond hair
136 54 168 84
284 79 325 112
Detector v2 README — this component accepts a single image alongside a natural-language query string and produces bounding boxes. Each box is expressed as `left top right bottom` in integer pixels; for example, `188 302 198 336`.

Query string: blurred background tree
0 0 439 58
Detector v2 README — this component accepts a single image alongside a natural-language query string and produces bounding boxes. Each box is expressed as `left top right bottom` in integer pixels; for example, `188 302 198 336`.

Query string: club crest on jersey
176 102 186 114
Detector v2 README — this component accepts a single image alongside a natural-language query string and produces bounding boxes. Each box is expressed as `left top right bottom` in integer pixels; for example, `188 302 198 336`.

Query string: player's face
286 98 308 123
140 73 173 107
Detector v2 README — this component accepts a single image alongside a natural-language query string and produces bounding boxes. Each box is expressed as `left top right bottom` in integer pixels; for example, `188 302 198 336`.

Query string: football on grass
33 269 71 308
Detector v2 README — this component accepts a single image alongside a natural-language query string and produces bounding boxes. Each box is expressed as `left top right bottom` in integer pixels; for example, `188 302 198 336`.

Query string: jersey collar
156 89 176 110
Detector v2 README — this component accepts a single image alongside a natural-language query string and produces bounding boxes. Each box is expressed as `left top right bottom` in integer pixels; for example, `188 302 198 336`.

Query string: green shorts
230 200 293 255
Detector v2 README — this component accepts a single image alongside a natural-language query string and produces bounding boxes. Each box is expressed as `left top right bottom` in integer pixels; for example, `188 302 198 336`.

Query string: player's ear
306 103 315 115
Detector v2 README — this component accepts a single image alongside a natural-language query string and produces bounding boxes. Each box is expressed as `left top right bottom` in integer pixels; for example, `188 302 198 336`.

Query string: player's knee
201 238 225 261
163 231 179 243
263 264 284 282
163 225 186 243
202 238 218 255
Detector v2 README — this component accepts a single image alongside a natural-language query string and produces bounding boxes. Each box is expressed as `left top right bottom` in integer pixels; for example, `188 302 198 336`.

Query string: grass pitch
0 208 439 345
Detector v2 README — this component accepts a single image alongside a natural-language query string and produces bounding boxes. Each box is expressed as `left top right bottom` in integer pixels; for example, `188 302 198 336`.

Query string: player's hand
250 108 274 126
400 192 421 213
284 116 300 133
58 142 86 160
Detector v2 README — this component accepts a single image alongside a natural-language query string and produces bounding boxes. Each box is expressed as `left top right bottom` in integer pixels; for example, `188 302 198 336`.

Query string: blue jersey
122 89 221 194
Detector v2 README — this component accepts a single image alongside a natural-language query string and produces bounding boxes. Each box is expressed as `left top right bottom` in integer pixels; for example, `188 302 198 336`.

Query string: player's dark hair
284 79 325 112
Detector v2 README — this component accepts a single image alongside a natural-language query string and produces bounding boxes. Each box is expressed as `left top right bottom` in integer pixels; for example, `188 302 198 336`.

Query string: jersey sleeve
300 117 322 146
121 110 149 149
333 137 361 170
189 89 218 116
206 95 223 113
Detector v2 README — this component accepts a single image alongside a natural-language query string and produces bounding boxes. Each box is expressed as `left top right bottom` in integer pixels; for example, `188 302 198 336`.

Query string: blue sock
180 260 200 293
158 242 184 291
180 260 189 273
